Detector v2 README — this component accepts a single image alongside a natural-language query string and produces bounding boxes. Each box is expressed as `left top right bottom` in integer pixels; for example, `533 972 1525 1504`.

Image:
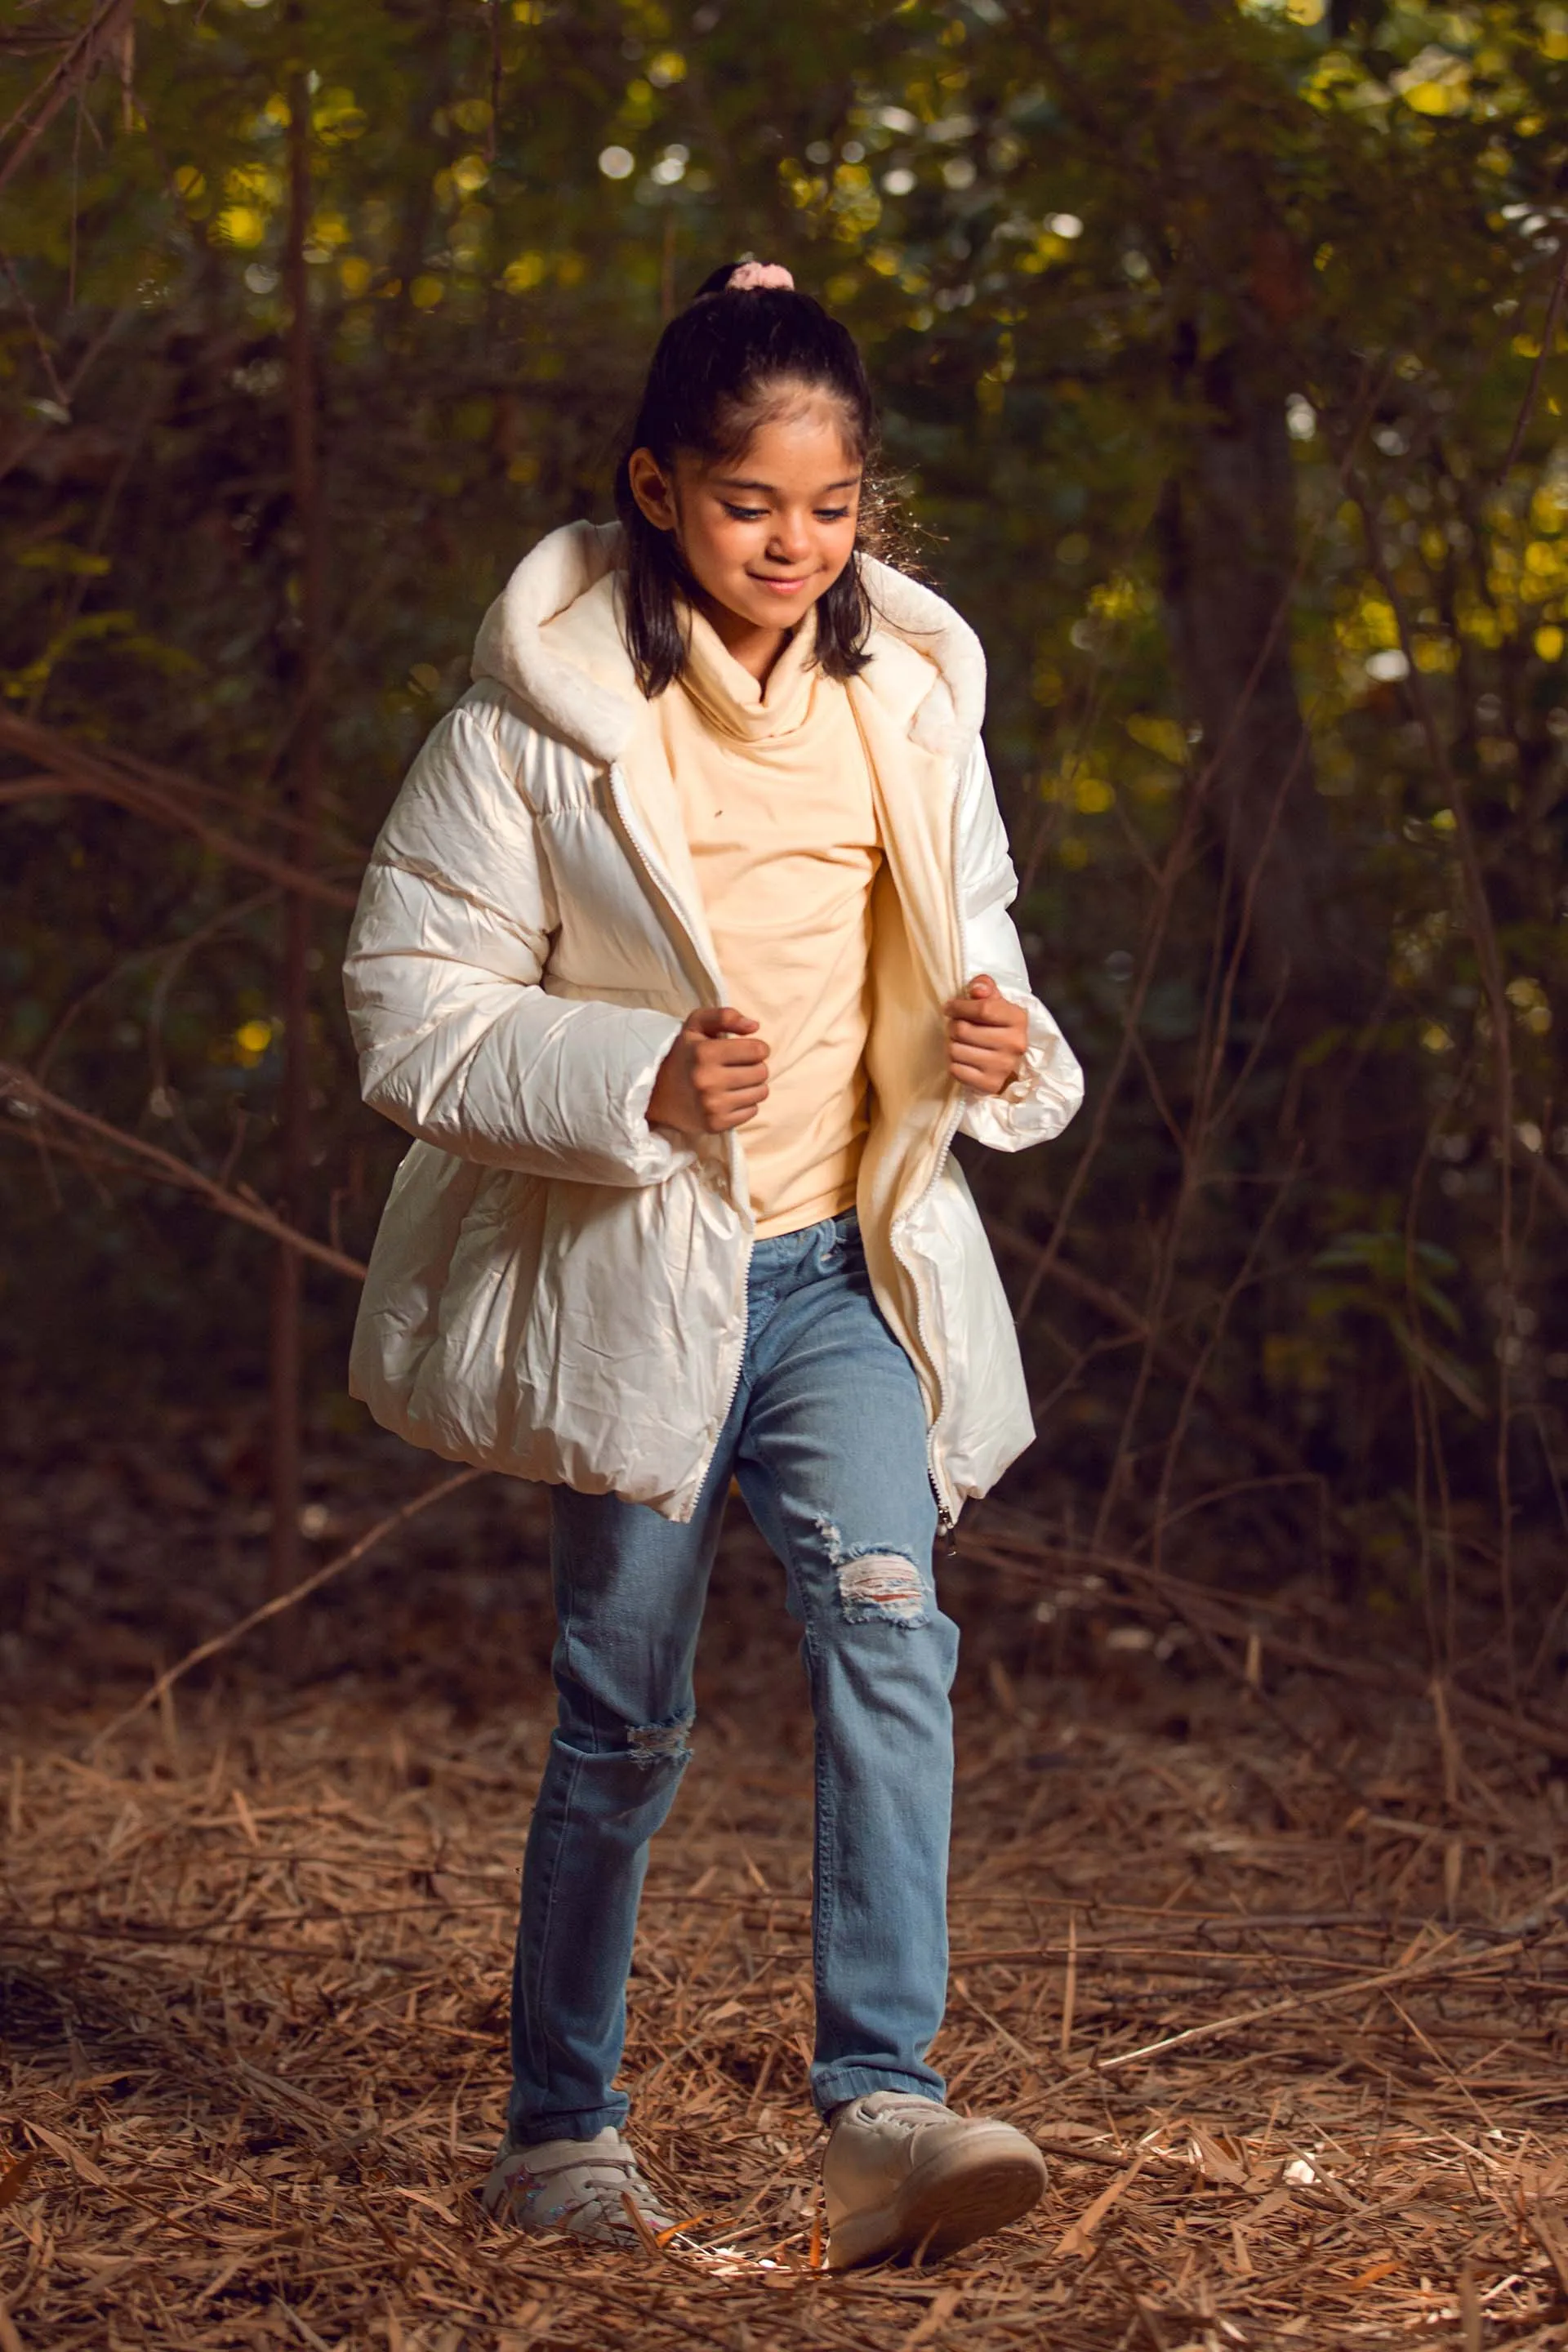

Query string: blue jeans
507 1209 959 2143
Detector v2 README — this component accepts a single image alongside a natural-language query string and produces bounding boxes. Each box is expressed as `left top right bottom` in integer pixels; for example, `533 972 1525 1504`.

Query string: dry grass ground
2 1402 1567 2350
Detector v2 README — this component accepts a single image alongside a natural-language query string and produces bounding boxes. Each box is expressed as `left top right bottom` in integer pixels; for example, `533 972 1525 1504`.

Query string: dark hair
613 264 880 697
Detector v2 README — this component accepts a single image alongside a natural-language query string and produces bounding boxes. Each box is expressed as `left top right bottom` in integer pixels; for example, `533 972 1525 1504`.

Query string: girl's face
628 387 863 661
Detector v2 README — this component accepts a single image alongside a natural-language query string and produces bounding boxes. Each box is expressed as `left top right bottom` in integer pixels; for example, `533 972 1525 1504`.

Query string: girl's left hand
942 973 1029 1097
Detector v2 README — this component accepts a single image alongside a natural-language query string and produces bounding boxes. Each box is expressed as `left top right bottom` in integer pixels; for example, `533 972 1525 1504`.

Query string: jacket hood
470 519 987 770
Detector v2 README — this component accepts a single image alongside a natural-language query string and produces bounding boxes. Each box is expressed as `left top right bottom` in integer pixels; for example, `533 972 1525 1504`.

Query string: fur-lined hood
470 520 987 771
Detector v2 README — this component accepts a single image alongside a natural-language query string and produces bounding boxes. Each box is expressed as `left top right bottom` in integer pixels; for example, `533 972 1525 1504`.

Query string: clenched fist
943 973 1028 1096
648 1005 771 1134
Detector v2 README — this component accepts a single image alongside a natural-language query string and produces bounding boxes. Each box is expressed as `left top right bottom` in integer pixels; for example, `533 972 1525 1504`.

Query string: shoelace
853 2096 953 2143
868 2096 947 2121
510 2148 666 2233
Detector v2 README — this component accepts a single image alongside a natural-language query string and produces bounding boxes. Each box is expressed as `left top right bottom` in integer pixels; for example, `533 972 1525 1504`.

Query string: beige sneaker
481 2126 678 2246
823 2091 1047 2270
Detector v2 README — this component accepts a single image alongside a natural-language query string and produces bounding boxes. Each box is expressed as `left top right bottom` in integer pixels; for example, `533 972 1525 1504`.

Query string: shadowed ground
2 1396 1566 2350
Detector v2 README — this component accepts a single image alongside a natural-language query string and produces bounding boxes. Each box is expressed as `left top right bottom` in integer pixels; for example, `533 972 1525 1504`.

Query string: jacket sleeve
343 697 693 1187
953 739 1085 1152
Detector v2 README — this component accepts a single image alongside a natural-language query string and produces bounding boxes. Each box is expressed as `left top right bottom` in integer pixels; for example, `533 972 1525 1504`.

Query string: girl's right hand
647 1006 770 1134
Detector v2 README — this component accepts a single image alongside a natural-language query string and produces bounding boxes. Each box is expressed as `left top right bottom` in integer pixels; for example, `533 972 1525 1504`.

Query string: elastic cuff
809 2064 946 2120
504 2096 629 2148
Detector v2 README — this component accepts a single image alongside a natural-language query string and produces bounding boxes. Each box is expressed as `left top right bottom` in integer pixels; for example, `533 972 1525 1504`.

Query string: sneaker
481 2125 679 2247
822 2092 1047 2270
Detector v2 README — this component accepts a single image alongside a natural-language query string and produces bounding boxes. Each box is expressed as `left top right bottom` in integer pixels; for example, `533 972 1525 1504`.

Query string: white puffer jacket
344 523 1083 1521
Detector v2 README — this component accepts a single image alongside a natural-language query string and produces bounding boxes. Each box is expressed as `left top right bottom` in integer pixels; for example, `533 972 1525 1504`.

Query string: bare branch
1499 238 1568 477
0 724 361 909
87 1468 488 1753
0 0 135 200
0 1060 368 1281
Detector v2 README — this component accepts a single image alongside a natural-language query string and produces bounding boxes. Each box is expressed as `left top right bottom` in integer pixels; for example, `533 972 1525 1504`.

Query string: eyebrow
711 474 862 493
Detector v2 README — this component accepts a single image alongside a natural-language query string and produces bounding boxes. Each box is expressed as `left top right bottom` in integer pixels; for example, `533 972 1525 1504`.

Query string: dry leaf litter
2 1400 1567 2350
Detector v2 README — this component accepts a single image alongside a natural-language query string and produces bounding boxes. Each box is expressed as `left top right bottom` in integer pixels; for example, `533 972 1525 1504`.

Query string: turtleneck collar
675 602 820 744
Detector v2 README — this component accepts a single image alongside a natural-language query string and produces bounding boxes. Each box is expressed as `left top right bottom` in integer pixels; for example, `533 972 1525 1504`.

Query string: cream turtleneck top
655 607 883 1238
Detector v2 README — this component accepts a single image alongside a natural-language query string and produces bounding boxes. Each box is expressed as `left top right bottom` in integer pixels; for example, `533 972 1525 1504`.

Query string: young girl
344 261 1083 2269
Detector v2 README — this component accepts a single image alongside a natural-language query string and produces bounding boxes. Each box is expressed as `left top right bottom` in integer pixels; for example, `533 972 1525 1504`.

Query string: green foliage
2 0 1566 1574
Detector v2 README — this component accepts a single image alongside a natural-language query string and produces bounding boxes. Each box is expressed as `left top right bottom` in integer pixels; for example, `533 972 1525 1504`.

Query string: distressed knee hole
814 1520 930 1627
626 1712 693 1764
835 1552 929 1628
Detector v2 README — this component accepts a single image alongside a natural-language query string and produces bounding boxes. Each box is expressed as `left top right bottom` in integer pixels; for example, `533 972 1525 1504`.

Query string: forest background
4 0 1568 1698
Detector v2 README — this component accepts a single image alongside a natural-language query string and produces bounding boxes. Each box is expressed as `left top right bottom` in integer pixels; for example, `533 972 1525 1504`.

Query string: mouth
749 573 813 596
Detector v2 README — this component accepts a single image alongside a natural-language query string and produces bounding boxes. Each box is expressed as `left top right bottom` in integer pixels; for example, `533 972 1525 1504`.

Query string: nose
765 510 813 564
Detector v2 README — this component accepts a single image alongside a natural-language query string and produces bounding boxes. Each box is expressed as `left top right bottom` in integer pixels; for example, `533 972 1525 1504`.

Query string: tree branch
0 758 359 910
0 0 136 199
0 1061 368 1281
87 1467 487 1753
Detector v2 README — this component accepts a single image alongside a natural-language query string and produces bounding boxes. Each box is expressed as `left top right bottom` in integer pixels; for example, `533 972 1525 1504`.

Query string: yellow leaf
217 207 267 250
1125 712 1187 764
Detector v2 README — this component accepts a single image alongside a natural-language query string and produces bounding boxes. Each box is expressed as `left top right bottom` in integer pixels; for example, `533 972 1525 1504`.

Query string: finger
950 1043 1013 1079
705 1038 771 1068
943 991 1015 1026
941 976 999 1013
689 1004 760 1037
947 1016 1014 1047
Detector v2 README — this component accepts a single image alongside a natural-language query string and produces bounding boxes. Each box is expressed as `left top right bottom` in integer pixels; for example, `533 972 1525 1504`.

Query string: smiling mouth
751 574 811 592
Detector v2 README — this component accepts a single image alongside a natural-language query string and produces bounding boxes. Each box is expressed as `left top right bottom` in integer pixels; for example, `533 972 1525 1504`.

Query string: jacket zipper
898 1091 965 1524
605 762 754 1501
608 753 967 1526
891 763 969 1531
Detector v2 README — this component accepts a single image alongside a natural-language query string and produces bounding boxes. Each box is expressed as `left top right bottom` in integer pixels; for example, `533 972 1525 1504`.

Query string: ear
626 448 678 533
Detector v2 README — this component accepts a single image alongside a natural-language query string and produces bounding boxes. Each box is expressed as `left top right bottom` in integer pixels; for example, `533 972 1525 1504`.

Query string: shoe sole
826 2132 1048 2271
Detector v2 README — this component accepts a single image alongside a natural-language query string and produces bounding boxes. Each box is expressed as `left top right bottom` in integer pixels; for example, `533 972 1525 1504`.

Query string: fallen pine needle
904 2283 962 2344
1095 1930 1536 2069
1054 2152 1149 2259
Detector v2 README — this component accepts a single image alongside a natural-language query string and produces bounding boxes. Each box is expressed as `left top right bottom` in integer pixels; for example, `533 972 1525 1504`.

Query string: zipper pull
936 1504 960 1561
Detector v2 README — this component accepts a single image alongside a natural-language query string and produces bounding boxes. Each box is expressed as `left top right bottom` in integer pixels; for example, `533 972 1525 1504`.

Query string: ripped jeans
507 1209 957 2145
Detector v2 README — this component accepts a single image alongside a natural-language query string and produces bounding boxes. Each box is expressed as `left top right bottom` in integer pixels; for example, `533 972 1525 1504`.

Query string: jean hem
810 2066 946 2120
504 2099 630 2149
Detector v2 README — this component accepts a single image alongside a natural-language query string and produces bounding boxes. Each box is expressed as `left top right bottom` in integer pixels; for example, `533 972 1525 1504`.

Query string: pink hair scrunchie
725 261 795 291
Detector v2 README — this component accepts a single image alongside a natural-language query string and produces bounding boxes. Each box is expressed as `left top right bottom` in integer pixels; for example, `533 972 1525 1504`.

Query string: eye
722 503 768 521
815 506 850 522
